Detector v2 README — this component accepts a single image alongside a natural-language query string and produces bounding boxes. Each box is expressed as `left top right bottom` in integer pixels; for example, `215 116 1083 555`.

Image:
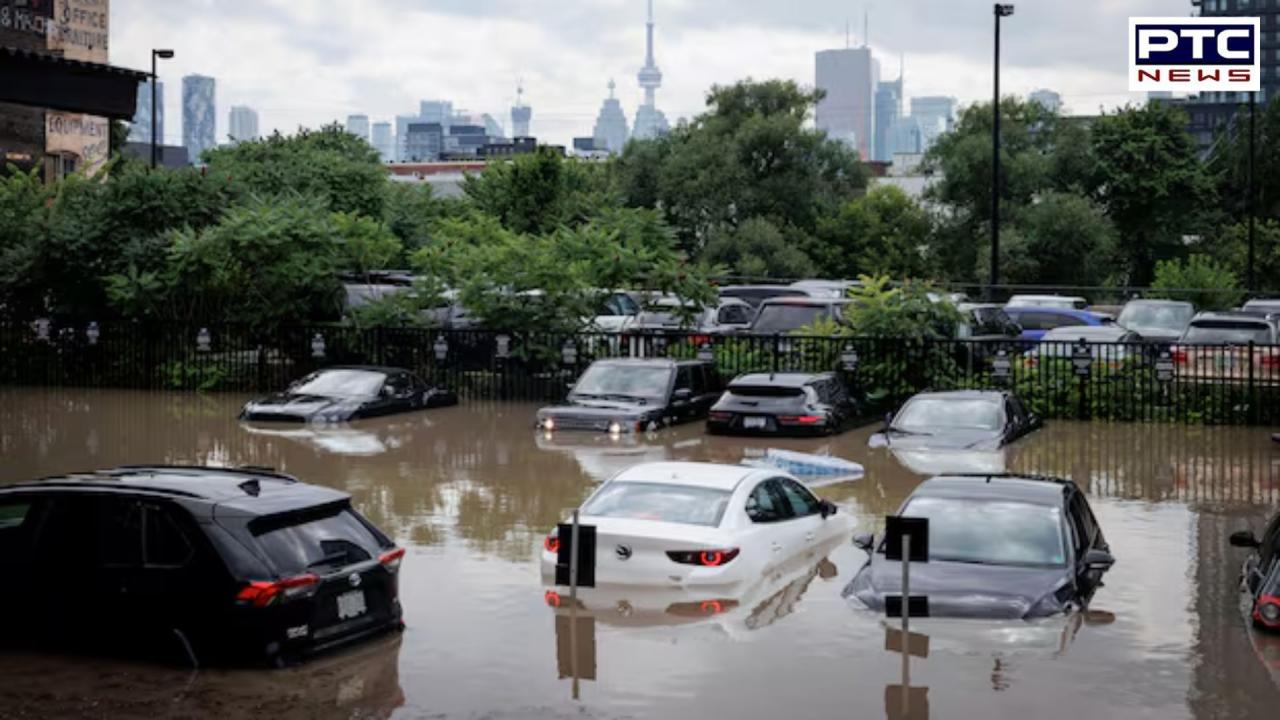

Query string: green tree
1209 96 1280 221
0 167 53 317
702 217 815 280
203 123 387 217
1150 254 1244 310
924 98 1089 281
462 148 613 235
1203 219 1280 295
134 194 344 328
617 79 866 254
1089 103 1216 285
976 191 1118 286
334 212 403 279
813 185 935 280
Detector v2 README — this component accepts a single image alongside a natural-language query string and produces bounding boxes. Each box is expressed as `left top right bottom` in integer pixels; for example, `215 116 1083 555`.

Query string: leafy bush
1150 254 1244 310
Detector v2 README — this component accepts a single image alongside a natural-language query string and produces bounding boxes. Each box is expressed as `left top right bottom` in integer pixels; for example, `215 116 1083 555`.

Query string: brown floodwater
1 387 1279 720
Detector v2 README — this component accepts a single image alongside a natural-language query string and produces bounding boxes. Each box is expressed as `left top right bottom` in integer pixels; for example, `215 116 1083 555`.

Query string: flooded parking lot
2 388 1280 720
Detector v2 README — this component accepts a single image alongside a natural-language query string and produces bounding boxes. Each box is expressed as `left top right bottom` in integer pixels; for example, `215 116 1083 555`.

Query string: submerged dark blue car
845 474 1115 619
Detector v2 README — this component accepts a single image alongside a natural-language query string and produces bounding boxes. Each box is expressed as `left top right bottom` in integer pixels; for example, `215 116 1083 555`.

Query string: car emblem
348 573 362 588
615 544 633 561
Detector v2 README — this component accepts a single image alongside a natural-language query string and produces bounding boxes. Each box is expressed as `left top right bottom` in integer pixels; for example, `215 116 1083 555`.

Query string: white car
539 462 854 590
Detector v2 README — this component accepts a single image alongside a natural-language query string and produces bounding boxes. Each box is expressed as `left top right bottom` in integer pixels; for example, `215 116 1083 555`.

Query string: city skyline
112 0 1191 149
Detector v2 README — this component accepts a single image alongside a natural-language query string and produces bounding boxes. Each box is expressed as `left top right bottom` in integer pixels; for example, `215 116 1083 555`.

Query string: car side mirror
819 500 838 519
380 385 395 398
1084 549 1115 570
673 388 693 402
853 532 874 552
1229 530 1261 549
883 412 893 430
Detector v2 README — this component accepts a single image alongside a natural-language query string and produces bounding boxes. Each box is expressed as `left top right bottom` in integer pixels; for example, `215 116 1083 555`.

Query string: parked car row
535 358 861 439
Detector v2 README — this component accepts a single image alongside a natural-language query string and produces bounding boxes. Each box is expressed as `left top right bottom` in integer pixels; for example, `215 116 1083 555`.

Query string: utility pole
1249 91 1257 294
991 5 1015 300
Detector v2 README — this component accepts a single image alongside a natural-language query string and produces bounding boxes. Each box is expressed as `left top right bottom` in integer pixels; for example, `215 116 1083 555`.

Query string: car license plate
337 590 367 620
744 417 767 429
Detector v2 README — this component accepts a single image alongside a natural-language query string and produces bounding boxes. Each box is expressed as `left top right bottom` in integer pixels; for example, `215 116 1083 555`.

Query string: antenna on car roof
239 479 261 497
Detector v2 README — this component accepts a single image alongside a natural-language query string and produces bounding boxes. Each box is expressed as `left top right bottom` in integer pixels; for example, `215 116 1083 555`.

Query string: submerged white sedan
540 462 855 590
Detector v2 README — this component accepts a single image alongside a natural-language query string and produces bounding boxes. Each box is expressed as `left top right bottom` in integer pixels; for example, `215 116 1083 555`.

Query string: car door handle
771 542 782 553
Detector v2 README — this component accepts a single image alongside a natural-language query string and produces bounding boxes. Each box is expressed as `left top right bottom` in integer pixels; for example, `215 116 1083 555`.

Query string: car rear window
752 305 833 333
583 482 731 527
0 500 36 557
1183 321 1274 345
250 504 385 575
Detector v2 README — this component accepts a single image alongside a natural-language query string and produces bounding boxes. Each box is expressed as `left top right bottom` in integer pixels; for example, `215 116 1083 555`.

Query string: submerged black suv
536 358 722 434
0 466 405 666
707 372 859 436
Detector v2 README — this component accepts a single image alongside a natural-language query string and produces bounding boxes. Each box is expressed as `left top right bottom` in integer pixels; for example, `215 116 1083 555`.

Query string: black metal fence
3 321 1280 425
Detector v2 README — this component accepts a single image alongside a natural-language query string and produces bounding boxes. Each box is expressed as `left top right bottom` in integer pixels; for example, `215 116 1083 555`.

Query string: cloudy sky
110 0 1194 147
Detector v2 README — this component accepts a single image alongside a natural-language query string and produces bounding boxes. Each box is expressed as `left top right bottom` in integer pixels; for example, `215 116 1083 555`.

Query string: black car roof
591 358 708 368
730 372 832 388
3 466 347 512
911 474 1074 506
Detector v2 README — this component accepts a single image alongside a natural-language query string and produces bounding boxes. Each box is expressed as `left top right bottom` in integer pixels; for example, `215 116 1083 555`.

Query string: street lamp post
991 4 1014 301
1249 91 1257 294
150 49 175 169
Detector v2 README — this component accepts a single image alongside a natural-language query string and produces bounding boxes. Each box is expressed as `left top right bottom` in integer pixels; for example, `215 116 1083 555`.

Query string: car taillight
544 533 560 554
1256 595 1280 627
1024 356 1038 368
545 590 562 608
667 548 741 567
689 335 711 347
709 411 732 422
1171 348 1188 364
777 415 822 425
540 417 556 432
235 573 319 608
1260 353 1280 368
379 547 406 573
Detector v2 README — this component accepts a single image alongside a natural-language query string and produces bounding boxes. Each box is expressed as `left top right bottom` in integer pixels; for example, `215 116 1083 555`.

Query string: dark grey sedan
869 390 1041 451
844 474 1115 619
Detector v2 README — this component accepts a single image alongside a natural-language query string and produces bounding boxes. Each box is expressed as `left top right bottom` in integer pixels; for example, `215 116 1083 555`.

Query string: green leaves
1150 255 1244 310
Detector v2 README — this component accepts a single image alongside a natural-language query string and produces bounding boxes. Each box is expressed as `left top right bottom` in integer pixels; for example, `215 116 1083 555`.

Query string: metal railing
2 321 1279 425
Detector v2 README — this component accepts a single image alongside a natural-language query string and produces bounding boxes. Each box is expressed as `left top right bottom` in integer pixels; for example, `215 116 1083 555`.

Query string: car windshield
250 506 383 574
898 496 1066 567
1182 322 1273 345
752 305 831 333
894 398 1004 431
582 482 731 527
1118 304 1193 332
573 364 672 399
291 370 386 398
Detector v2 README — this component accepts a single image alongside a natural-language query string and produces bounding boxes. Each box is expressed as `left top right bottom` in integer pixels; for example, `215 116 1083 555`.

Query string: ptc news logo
1129 17 1260 92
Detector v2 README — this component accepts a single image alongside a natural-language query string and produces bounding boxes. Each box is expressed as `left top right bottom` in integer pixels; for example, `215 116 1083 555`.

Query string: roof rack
11 479 203 499
108 465 300 484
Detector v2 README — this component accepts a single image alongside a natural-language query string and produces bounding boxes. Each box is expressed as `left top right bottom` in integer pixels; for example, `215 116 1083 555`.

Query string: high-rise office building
632 0 669 140
910 95 957 151
404 122 444 162
593 80 630 154
228 105 259 143
372 122 393 161
395 101 454 161
182 75 216 164
815 46 879 160
511 83 532 138
129 78 163 144
1029 89 1063 114
346 114 370 142
874 78 902 162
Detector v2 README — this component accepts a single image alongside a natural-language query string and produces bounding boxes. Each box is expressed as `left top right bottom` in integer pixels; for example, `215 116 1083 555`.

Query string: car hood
1125 325 1182 342
845 557 1069 619
240 393 366 421
888 448 1007 476
873 428 1004 451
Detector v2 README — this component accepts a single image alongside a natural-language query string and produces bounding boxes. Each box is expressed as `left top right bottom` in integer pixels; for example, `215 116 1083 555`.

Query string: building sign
1129 16 1260 92
48 0 107 62
0 0 55 50
46 110 107 175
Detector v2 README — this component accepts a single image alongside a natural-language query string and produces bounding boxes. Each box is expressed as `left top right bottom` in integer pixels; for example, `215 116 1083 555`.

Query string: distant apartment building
371 122 393 160
346 114 370 142
1029 88 1063 114
815 47 879 160
909 96 957 151
228 105 259 143
129 79 163 144
404 122 444 162
182 74 216 164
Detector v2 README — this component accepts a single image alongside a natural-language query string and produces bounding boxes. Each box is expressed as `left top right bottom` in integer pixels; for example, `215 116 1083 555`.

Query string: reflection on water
2 388 1280 719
